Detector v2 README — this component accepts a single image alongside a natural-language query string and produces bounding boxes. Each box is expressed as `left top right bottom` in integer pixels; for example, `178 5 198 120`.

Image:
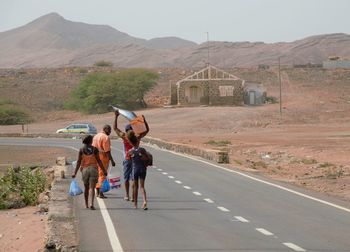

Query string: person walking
127 131 149 210
113 110 149 201
92 125 115 198
72 135 107 210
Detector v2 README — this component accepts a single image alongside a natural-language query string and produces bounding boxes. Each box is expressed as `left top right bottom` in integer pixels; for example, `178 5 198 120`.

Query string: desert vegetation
64 68 159 114
0 166 47 209
0 99 32 125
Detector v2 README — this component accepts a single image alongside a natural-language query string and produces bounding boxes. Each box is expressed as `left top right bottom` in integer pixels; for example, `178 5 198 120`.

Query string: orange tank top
80 150 98 169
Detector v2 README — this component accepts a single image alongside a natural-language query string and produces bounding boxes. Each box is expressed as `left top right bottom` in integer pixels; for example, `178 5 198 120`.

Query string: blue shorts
132 169 147 181
123 159 132 181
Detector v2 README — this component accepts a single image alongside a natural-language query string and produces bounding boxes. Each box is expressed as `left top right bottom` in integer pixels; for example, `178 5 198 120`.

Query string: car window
67 125 74 129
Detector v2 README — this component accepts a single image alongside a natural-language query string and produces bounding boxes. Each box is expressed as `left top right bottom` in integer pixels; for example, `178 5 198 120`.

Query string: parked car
56 123 97 134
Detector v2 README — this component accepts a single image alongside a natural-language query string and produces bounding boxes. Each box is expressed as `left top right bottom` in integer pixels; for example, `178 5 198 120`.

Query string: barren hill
1 66 350 202
0 13 350 68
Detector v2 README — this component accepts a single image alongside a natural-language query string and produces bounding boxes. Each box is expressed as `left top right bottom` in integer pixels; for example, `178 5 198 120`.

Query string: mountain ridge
0 13 349 68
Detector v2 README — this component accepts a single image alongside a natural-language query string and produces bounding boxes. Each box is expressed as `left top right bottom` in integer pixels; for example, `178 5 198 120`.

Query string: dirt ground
0 146 76 252
0 206 46 252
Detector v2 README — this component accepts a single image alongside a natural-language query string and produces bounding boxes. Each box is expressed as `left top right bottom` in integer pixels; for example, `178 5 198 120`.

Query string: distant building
293 63 322 68
243 82 266 106
258 64 270 70
170 65 244 106
323 56 350 69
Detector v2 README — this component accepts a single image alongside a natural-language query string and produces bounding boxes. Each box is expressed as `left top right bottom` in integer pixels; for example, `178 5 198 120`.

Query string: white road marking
97 198 124 252
175 180 182 184
153 147 350 214
162 172 168 175
283 243 306 251
193 191 202 196
234 216 250 223
6 144 125 252
204 198 214 203
157 168 163 171
71 145 124 252
168 176 175 179
183 186 191 190
217 206 230 212
256 228 274 236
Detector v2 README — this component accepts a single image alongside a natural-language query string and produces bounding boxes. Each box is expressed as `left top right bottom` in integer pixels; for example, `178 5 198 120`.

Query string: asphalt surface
1 137 350 252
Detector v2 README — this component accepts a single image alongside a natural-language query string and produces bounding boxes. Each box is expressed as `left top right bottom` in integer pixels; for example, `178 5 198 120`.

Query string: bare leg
124 180 130 200
84 184 89 208
96 188 100 197
133 179 139 208
90 181 97 209
140 179 147 210
131 179 135 201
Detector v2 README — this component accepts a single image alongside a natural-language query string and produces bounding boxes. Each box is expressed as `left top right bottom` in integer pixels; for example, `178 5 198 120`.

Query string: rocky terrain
0 13 349 68
1 66 350 203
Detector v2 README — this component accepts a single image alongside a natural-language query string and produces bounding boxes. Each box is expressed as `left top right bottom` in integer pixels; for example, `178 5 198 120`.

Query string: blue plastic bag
69 179 83 196
100 178 110 193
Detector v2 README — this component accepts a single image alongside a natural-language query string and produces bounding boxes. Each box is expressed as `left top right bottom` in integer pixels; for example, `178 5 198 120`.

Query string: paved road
1 137 350 252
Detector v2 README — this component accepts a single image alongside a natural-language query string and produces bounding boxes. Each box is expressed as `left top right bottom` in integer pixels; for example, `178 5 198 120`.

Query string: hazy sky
1 0 349 44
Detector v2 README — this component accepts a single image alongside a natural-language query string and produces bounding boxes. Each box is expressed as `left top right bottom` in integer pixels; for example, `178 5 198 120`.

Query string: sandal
90 206 96 210
124 196 130 201
142 203 148 210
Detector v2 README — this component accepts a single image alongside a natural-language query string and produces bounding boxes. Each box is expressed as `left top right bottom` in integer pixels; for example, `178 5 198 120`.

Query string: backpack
144 150 153 167
129 147 153 168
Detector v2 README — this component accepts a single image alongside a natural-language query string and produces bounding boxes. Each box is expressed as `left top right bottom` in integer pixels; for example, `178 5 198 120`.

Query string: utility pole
206 32 210 67
278 56 282 119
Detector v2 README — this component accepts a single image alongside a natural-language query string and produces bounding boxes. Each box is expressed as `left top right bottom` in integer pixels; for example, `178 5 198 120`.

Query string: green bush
65 69 159 114
0 106 32 125
0 167 46 209
75 67 88 74
0 98 15 106
94 60 113 67
205 140 231 146
265 96 278 104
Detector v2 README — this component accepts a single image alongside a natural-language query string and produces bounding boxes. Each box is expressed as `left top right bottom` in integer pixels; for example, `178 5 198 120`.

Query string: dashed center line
233 216 249 223
217 206 230 212
283 243 306 252
144 143 308 251
256 228 274 236
203 198 214 203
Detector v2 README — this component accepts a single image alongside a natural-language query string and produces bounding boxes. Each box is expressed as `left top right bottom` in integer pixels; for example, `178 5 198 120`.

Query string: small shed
170 65 244 106
243 82 266 105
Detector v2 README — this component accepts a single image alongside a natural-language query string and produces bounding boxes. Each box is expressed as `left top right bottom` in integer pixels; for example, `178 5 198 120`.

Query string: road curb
142 136 229 163
44 163 78 252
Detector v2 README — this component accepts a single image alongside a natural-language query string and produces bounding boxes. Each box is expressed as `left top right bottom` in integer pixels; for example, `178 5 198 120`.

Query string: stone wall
177 80 209 105
170 82 178 105
177 79 243 106
208 80 243 106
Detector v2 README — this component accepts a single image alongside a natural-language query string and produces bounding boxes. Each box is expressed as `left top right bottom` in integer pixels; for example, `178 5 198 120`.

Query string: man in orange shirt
92 124 115 198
